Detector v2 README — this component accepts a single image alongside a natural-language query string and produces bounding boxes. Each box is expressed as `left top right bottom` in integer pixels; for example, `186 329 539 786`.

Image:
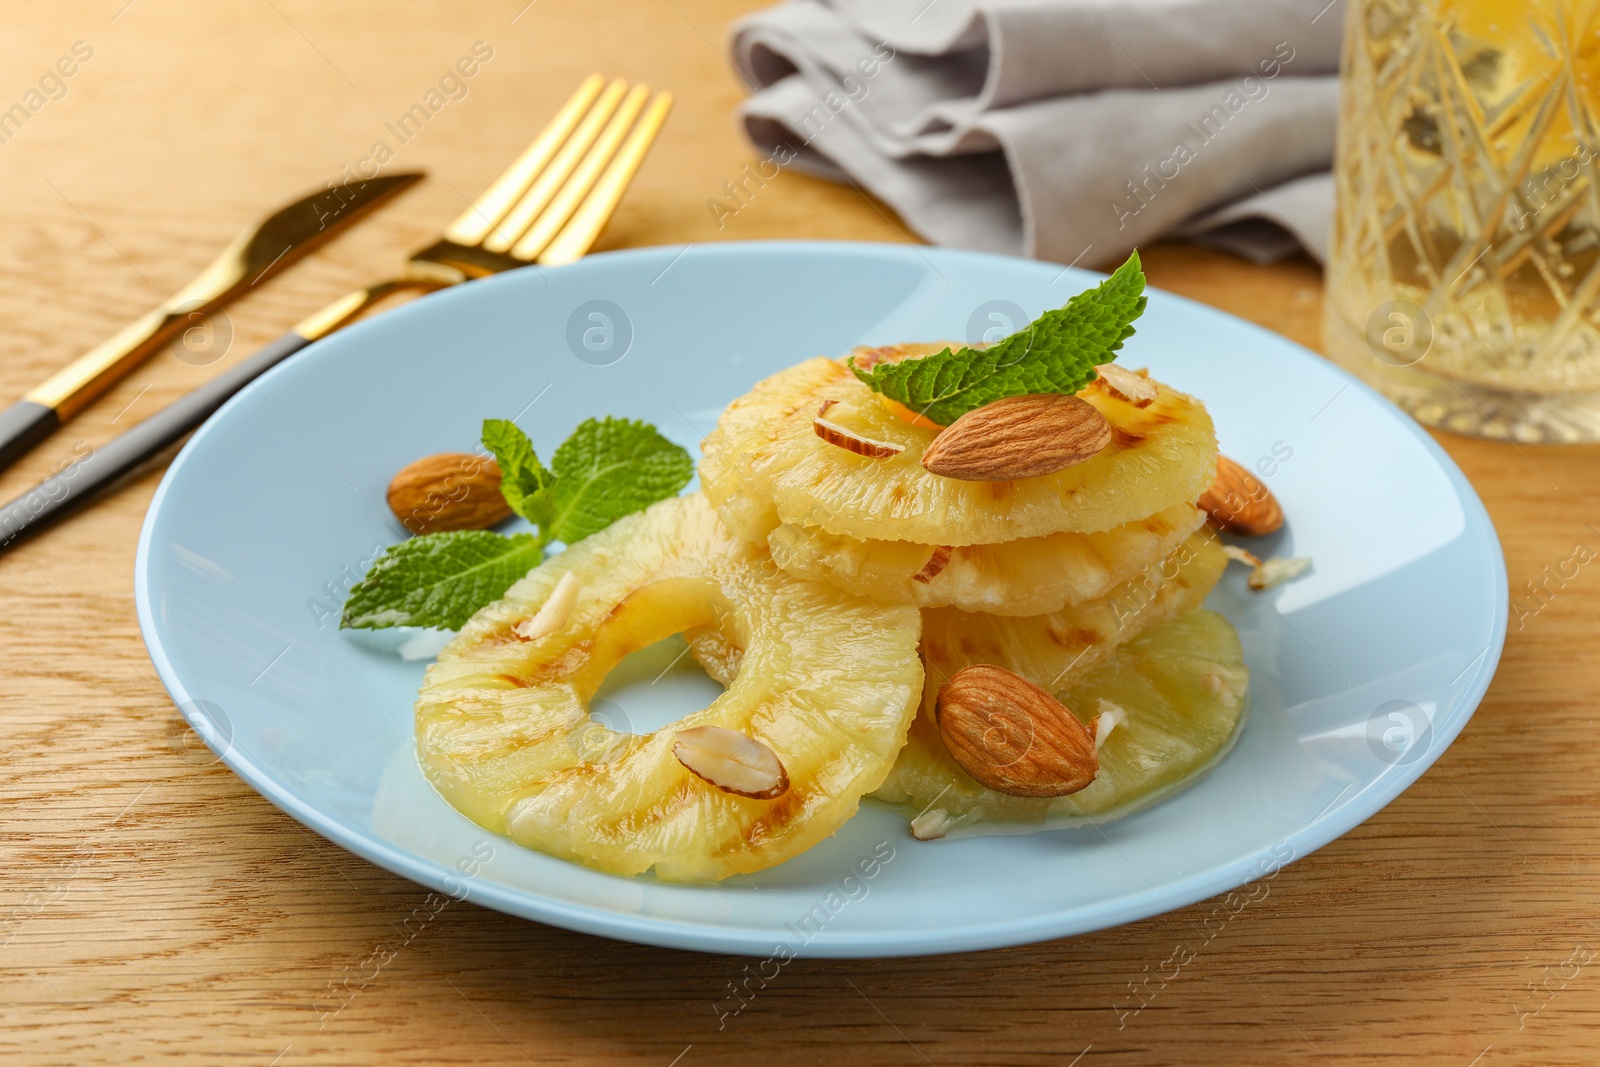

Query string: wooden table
2 2 1593 1064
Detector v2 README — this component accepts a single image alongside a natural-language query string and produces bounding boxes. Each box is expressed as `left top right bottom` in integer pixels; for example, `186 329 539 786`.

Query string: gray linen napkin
728 0 1345 265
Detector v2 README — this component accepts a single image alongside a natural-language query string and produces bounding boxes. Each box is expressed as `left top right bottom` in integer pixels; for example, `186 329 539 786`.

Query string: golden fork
300 74 670 337
0 74 672 551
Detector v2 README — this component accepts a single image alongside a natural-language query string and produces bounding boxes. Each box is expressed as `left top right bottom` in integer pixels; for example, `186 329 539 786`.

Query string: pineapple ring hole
586 634 725 737
559 576 747 756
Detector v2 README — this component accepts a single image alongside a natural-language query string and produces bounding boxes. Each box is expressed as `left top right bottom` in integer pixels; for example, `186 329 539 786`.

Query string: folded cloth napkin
729 0 1346 265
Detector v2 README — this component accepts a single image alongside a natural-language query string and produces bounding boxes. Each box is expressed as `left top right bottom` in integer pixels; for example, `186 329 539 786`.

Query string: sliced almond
1199 456 1284 536
1247 555 1311 591
672 725 790 799
513 572 581 641
813 417 905 459
935 664 1098 798
1094 364 1158 407
911 546 953 584
921 394 1111 482
1091 699 1128 752
817 398 839 417
1221 544 1262 568
910 808 955 841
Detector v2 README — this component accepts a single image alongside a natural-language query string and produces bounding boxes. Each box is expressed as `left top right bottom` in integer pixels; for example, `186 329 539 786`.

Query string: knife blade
0 170 425 473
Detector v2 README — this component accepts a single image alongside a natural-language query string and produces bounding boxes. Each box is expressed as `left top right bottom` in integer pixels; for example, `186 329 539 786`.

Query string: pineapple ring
766 502 1206 617
917 530 1227 702
414 493 923 884
874 609 1249 837
699 352 1217 546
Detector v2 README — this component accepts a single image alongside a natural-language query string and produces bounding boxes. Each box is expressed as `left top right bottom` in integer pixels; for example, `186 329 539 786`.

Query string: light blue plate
135 242 1506 958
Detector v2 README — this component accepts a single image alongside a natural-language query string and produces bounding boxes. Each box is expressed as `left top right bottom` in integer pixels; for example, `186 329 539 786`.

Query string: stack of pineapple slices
415 345 1260 882
698 344 1252 840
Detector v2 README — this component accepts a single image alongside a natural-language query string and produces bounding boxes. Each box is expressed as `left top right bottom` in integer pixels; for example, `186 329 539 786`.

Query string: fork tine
509 84 652 262
481 78 630 253
538 92 673 266
443 74 604 246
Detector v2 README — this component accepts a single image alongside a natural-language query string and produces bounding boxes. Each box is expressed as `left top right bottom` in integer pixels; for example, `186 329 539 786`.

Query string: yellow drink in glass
1325 0 1600 440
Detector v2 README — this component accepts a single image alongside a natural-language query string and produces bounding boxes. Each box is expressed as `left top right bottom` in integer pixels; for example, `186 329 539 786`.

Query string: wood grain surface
2 2 1596 1065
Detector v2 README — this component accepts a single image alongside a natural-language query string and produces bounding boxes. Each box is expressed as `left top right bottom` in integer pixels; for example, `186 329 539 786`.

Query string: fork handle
0 329 312 554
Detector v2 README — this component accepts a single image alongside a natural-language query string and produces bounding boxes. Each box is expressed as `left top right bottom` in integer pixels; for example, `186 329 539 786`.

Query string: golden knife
0 171 424 472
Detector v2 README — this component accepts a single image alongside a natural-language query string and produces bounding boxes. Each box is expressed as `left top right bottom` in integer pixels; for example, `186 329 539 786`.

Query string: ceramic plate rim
134 240 1508 957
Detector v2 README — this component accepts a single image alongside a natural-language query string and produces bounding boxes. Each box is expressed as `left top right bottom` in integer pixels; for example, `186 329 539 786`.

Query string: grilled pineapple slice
414 493 922 883
699 352 1216 546
875 609 1249 836
919 530 1226 700
767 502 1204 616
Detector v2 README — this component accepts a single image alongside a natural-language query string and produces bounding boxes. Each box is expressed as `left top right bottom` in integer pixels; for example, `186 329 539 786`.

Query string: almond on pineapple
513 572 582 641
1093 363 1158 407
921 394 1111 481
935 664 1098 798
672 725 790 799
911 546 953 584
813 417 905 458
387 452 512 535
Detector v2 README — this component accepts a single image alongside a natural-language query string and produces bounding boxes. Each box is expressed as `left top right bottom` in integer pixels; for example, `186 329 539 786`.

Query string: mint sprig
849 250 1147 425
341 416 692 631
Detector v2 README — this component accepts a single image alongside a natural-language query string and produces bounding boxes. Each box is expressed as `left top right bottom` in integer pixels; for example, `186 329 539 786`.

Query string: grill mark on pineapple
505 641 593 687
471 625 538 652
743 786 811 845
1110 425 1147 449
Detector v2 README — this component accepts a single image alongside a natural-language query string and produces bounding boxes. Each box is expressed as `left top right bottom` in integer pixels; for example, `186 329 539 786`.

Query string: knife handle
0 400 61 472
0 307 193 477
25 307 193 421
0 329 312 553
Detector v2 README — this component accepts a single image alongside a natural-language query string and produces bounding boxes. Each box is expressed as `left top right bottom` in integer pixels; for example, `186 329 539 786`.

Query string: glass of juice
1324 0 1600 441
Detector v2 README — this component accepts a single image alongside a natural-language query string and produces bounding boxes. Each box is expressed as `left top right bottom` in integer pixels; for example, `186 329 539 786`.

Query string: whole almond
1198 455 1284 536
672 726 790 799
387 452 512 535
921 394 1111 481
935 664 1098 798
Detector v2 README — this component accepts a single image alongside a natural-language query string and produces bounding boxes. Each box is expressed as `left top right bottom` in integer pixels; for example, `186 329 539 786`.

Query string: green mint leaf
482 418 555 528
547 417 693 545
340 530 543 630
849 250 1147 425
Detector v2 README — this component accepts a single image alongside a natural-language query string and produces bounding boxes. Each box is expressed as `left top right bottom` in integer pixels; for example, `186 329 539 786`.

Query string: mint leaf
482 418 555 527
849 250 1147 425
547 417 693 544
340 530 543 630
